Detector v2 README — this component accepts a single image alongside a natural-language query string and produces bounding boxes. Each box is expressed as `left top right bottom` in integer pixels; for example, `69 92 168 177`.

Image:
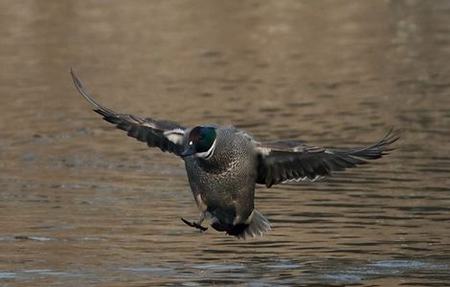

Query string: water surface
0 0 449 286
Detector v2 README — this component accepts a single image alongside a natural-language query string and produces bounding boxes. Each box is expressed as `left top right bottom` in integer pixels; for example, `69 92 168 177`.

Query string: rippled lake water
1 1 449 286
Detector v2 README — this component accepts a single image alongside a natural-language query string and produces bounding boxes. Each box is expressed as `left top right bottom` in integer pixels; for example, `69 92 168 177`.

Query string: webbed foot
181 217 208 232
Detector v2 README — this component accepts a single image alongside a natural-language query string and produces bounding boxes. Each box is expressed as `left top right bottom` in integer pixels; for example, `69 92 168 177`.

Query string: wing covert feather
256 131 399 187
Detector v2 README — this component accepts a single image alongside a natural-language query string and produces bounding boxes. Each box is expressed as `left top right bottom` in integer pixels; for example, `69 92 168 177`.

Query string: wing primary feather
71 69 187 156
335 129 400 160
70 68 116 116
256 130 399 187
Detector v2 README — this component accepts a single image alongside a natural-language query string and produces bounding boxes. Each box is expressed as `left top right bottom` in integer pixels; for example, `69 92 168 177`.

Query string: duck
71 69 399 239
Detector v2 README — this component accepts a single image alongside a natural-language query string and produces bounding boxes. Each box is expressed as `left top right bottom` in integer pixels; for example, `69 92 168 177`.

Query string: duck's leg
181 213 208 231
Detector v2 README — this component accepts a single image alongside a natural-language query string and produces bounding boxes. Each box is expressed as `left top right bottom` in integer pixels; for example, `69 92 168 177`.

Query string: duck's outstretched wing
71 69 187 156
255 131 399 187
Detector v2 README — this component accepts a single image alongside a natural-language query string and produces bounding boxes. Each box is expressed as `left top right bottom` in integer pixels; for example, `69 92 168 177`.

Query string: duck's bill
180 146 196 158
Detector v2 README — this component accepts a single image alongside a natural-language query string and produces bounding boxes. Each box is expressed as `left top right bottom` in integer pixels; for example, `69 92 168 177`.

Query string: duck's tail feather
227 209 271 239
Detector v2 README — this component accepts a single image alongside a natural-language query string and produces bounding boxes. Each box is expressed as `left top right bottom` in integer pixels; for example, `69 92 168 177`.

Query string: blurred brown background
0 1 449 286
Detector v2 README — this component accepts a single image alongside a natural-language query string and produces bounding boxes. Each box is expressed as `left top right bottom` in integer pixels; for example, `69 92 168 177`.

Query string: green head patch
188 126 217 154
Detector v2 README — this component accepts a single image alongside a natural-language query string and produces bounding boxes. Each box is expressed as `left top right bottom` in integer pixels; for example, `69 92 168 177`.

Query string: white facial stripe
195 139 217 159
205 141 216 159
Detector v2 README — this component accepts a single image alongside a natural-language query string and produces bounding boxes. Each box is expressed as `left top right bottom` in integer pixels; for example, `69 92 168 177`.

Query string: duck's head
181 126 217 159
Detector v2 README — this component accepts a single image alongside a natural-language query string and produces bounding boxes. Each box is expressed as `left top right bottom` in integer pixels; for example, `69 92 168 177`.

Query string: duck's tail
226 209 271 239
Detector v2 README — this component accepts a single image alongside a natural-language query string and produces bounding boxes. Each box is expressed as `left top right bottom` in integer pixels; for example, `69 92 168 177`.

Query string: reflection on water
0 0 449 286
